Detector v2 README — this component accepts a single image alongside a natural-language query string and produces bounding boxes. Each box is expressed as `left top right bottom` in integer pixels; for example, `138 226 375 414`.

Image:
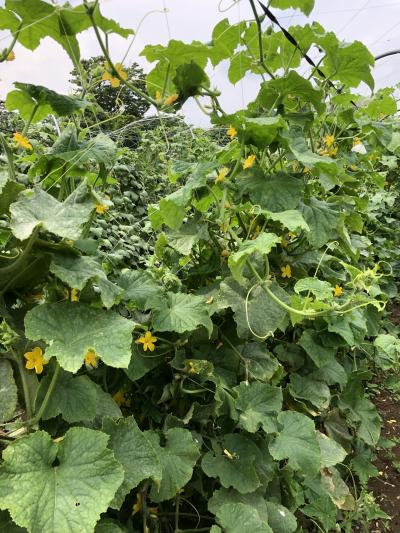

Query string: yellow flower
102 62 128 88
243 154 256 169
136 330 157 352
13 132 32 150
227 125 237 139
353 137 361 147
70 288 79 302
113 389 131 407
113 390 125 406
164 93 179 106
215 166 229 183
132 494 157 517
155 90 162 103
95 204 108 214
333 284 343 297
223 448 236 460
327 146 338 157
6 51 15 61
84 349 98 368
24 347 48 374
132 493 142 515
281 264 292 279
252 225 262 239
324 134 335 147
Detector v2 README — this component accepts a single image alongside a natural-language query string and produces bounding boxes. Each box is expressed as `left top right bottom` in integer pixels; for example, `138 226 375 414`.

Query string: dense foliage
0 1 400 532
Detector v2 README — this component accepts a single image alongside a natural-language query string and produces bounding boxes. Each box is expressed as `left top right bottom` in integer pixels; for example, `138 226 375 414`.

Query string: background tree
70 56 150 143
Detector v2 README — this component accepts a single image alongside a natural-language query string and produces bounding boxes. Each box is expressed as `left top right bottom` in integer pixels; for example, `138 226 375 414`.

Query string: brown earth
368 303 400 533
368 387 400 533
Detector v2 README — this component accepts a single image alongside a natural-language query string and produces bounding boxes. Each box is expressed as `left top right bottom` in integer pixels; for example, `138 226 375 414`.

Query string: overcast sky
1 0 400 125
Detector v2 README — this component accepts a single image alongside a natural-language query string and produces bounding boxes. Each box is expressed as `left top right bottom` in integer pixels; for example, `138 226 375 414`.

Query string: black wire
257 0 359 108
375 49 400 61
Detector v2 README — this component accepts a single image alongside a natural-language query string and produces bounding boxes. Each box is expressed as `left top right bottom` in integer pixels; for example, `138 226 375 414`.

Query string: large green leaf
374 333 400 369
289 374 330 410
209 488 269 523
236 343 281 382
202 434 261 494
215 503 272 533
0 171 24 216
218 278 288 339
255 71 325 114
234 116 287 148
269 0 315 15
142 39 209 97
284 132 339 188
10 182 93 241
228 233 280 285
320 466 355 510
302 496 338 531
269 411 320 473
34 369 98 423
166 220 209 256
24 302 134 373
119 270 163 310
172 61 209 103
317 432 347 468
102 417 162 509
339 373 381 445
147 428 200 502
237 169 303 212
234 382 282 432
228 51 253 84
300 198 338 248
151 292 213 336
326 311 367 347
50 129 116 167
50 253 122 309
262 209 310 232
125 344 164 381
294 277 333 301
150 162 218 229
322 41 374 90
0 427 124 533
4 0 132 63
91 387 122 426
265 502 297 533
0 359 17 423
6 83 88 123
299 329 336 368
0 8 20 32
209 19 244 66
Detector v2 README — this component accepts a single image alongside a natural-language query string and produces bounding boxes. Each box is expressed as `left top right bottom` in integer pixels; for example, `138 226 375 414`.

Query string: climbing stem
22 103 39 135
0 227 39 277
248 0 275 79
0 133 16 179
11 349 34 420
85 5 157 108
26 362 61 427
0 22 23 63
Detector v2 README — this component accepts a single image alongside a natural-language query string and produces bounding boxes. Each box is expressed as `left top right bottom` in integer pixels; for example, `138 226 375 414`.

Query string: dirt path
368 387 400 532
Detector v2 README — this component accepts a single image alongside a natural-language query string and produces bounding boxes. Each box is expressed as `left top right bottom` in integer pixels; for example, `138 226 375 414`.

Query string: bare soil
368 387 400 532
368 303 400 532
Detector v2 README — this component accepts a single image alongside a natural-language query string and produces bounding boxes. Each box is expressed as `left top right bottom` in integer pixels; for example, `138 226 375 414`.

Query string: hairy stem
27 362 61 427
